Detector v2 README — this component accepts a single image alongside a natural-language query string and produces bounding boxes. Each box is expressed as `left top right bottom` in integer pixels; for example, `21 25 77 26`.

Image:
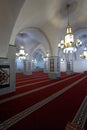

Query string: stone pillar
43 58 48 73
23 60 32 75
66 60 73 74
31 60 36 72
66 53 74 74
48 56 61 79
0 45 16 95
8 45 16 92
0 58 10 95
15 58 24 73
31 61 34 72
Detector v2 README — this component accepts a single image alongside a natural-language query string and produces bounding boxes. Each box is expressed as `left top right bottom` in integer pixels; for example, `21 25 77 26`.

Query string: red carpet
0 72 87 130
0 74 80 121
0 72 74 99
9 77 87 130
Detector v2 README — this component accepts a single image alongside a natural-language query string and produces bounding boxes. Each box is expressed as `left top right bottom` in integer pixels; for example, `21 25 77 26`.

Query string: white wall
73 60 87 73
60 59 87 73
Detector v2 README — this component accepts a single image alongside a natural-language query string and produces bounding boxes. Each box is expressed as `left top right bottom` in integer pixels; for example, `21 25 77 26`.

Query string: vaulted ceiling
0 0 87 57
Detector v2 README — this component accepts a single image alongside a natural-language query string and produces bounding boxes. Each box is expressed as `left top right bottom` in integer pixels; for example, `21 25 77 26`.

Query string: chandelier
16 46 28 59
80 46 87 59
44 51 49 61
16 33 28 60
60 57 64 63
58 4 82 53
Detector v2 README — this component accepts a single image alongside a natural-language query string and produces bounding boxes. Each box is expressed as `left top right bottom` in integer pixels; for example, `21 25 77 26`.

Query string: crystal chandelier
16 33 28 60
44 51 49 61
58 4 82 53
80 46 87 59
16 46 28 59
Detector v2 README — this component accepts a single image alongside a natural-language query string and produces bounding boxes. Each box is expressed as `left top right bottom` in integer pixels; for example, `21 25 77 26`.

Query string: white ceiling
3 0 87 57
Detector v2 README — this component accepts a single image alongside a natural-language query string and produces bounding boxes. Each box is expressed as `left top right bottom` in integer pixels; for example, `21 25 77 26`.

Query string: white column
66 52 74 74
0 45 17 95
23 60 32 75
48 56 61 79
0 58 10 95
43 58 48 73
31 61 35 72
7 45 16 93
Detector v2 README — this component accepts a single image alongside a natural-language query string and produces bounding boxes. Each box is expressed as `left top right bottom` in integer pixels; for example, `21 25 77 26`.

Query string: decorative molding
72 95 87 128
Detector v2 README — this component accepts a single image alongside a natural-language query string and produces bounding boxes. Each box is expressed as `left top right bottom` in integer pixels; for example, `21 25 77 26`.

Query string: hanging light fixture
80 46 87 59
60 57 64 63
16 46 28 59
58 4 82 53
16 33 28 60
44 50 49 61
